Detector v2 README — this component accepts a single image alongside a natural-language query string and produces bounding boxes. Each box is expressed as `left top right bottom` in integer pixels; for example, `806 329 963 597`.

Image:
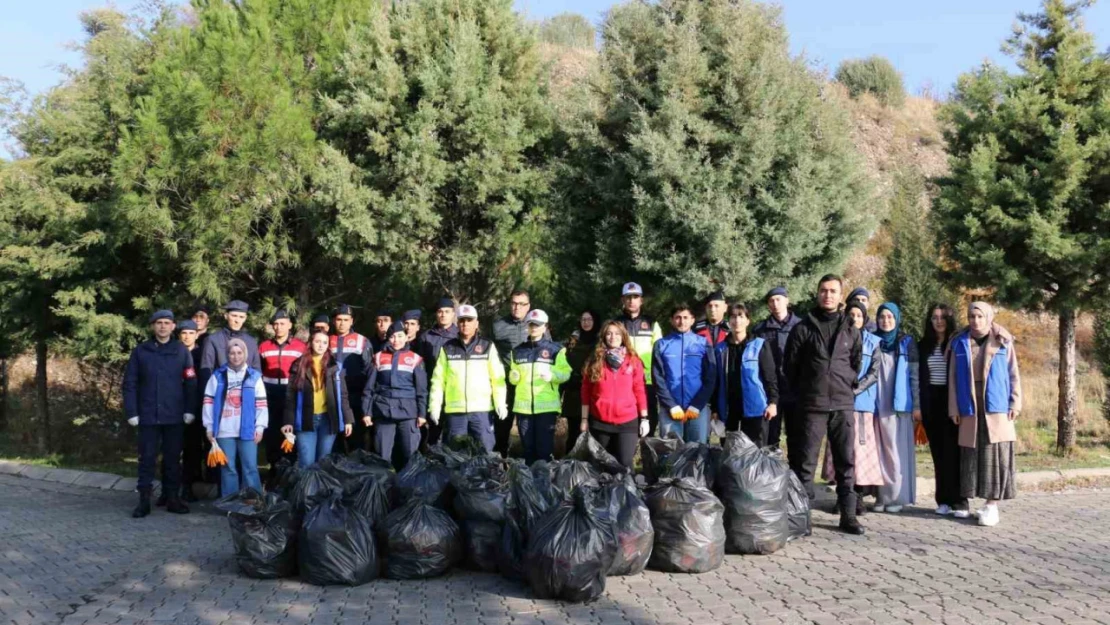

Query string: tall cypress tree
935 0 1110 452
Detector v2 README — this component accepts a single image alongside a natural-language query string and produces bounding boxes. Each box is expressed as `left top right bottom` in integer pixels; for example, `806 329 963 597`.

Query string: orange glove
280 432 296 454
669 405 686 422
207 445 228 468
684 407 700 421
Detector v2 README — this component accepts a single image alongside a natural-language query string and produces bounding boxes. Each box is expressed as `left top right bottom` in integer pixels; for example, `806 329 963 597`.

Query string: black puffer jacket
783 309 863 413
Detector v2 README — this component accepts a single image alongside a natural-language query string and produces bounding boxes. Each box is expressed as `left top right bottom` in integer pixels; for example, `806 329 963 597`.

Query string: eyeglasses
510 301 530 308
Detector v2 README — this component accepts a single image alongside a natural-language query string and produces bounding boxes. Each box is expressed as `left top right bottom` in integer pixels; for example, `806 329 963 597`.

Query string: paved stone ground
2 474 1110 625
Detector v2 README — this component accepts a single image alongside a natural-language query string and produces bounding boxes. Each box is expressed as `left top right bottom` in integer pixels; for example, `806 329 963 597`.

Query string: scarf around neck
604 346 627 371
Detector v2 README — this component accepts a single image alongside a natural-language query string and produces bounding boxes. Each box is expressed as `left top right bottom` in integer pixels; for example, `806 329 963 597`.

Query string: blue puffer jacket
651 331 717 412
122 339 198 425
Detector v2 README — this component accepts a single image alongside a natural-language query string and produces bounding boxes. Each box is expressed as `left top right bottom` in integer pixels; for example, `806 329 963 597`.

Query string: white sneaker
935 504 952 516
885 505 903 513
978 505 1000 527
953 509 971 519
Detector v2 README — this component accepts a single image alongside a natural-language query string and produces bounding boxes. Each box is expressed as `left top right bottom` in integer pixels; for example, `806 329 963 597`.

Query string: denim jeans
657 403 711 444
216 437 262 497
296 414 336 468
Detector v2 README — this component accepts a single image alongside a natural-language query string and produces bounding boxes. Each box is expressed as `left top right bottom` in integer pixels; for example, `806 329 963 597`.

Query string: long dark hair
921 303 956 353
293 330 333 390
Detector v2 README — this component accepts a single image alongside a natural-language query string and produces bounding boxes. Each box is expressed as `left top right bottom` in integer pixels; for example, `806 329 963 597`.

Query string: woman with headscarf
202 337 268 496
561 309 600 454
948 302 1020 527
822 300 885 513
856 302 919 512
919 304 966 517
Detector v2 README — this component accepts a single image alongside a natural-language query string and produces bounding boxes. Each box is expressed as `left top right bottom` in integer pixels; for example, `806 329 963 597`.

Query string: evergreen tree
935 0 1110 452
556 0 870 313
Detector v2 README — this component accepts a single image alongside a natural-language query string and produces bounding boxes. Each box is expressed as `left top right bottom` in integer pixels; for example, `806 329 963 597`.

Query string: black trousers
138 424 184 493
562 382 583 456
727 414 769 448
767 400 792 449
645 384 658 437
790 410 855 500
923 385 967 510
495 386 517 457
262 384 295 484
181 419 205 487
591 428 638 470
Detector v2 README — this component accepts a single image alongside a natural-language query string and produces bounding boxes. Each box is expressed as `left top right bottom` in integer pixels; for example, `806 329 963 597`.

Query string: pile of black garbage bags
216 431 811 603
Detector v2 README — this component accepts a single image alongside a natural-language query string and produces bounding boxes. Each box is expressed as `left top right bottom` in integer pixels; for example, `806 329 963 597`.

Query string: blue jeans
658 403 711 444
216 437 262 496
296 414 336 468
516 412 557 465
445 411 495 452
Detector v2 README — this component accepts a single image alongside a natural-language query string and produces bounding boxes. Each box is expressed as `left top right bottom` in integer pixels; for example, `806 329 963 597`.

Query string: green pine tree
935 0 1110 452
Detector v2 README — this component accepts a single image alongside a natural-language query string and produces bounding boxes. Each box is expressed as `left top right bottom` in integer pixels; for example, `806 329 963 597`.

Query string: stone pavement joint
1 475 1109 625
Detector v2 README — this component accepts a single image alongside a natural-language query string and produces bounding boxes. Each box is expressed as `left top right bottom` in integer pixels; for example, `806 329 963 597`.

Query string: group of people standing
121 275 1021 534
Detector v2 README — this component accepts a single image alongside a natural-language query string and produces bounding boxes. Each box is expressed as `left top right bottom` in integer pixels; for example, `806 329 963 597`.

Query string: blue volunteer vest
293 362 345 432
892 334 915 413
211 366 262 440
740 338 769 418
952 330 1011 417
855 331 880 412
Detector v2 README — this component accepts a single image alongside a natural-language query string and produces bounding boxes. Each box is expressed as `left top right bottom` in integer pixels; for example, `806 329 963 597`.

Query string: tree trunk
35 337 50 454
1056 308 1077 454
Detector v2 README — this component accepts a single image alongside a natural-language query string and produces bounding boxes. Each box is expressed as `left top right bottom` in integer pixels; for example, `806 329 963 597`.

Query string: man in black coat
752 286 802 450
122 310 198 518
784 274 865 535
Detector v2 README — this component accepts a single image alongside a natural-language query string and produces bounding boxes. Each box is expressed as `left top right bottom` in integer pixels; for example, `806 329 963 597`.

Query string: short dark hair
817 273 844 288
670 304 695 317
727 303 749 317
509 289 530 300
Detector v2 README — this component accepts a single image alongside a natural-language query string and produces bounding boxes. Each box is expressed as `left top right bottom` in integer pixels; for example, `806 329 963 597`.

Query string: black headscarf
846 300 869 330
576 309 601 347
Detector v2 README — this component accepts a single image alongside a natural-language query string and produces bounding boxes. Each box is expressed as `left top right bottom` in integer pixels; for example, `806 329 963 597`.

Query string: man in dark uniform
177 319 205 502
371 309 393 354
199 300 261 387
331 304 374 451
402 309 422 345
312 314 331 335
122 310 197 518
694 290 730 347
753 286 802 450
258 310 306 485
416 298 458 448
615 282 664 435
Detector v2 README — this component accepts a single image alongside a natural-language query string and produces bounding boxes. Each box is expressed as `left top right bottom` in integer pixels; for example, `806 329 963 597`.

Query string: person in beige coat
947 302 1021 527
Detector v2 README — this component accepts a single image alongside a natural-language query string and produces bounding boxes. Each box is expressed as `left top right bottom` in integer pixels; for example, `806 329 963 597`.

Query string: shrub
538 13 595 49
835 56 907 107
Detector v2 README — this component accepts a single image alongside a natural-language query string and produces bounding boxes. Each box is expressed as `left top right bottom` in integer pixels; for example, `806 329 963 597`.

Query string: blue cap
847 287 870 302
388 321 406 336
149 309 174 323
764 286 788 301
334 303 354 317
270 309 290 323
705 290 726 304
312 314 330 325
376 308 392 319
178 320 198 332
224 300 249 313
402 309 422 322
435 298 455 311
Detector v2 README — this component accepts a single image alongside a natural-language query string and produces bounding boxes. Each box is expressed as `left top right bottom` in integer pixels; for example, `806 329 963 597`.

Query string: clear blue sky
3 1 1109 123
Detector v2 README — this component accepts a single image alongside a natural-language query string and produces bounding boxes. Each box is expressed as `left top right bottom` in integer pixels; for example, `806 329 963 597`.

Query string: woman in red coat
580 320 649 469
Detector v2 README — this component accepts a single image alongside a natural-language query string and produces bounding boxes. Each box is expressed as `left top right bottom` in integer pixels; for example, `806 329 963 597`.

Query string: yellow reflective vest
429 336 507 422
617 313 663 385
508 338 572 414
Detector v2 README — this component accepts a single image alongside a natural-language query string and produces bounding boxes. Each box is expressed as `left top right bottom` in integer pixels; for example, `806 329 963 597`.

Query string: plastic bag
425 438 483 468
548 459 600 502
397 452 453 509
344 472 398 528
525 489 616 603
715 435 790 555
319 454 387 494
499 462 553 580
785 470 811 541
215 489 297 579
594 473 653 577
460 520 502 572
644 477 725 574
348 449 395 473
566 431 625 475
379 500 462 579
273 458 302 500
661 442 717 489
289 466 342 519
298 492 377 586
639 436 682 484
451 456 510 524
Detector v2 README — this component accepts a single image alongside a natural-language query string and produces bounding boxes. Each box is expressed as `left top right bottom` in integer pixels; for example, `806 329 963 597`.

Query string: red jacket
581 357 648 425
258 337 308 385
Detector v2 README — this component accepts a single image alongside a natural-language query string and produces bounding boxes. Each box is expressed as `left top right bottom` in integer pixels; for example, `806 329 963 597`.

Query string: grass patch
0 437 139 477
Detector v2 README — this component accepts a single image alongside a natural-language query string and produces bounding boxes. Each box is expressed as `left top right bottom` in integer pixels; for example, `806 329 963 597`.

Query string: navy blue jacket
362 345 429 420
416 324 458 377
123 339 198 425
753 311 802 406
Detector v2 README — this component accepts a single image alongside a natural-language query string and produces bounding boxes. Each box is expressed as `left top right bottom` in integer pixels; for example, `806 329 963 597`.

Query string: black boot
155 491 167 507
181 483 199 502
839 492 865 535
856 495 867 516
132 488 152 518
165 496 190 514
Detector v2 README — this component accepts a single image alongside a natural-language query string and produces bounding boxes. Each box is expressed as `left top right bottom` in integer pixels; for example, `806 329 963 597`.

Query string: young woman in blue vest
855 302 920 513
202 338 269 496
281 330 354 468
948 302 1021 527
919 304 967 517
710 303 778 447
823 301 886 514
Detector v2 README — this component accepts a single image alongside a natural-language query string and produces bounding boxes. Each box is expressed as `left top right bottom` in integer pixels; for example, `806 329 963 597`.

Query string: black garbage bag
347 449 395 473
276 458 303 500
525 488 616 603
785 469 811 541
499 462 553 580
298 492 378 586
344 472 399 528
566 431 625 475
644 477 725 573
594 473 653 577
460 519 502 572
445 434 489 458
290 466 342 519
715 436 790 555
319 454 386 494
379 499 462 579
661 442 717 489
548 459 600 502
451 456 510 523
425 440 477 468
639 436 682 484
397 452 453 509
529 460 558 506
215 489 297 579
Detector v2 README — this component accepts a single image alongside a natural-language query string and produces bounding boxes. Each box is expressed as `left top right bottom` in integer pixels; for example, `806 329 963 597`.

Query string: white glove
639 419 650 437
183 413 195 425
429 412 440 426
127 416 139 427
495 405 509 421
537 370 552 382
711 418 726 438
508 370 521 385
